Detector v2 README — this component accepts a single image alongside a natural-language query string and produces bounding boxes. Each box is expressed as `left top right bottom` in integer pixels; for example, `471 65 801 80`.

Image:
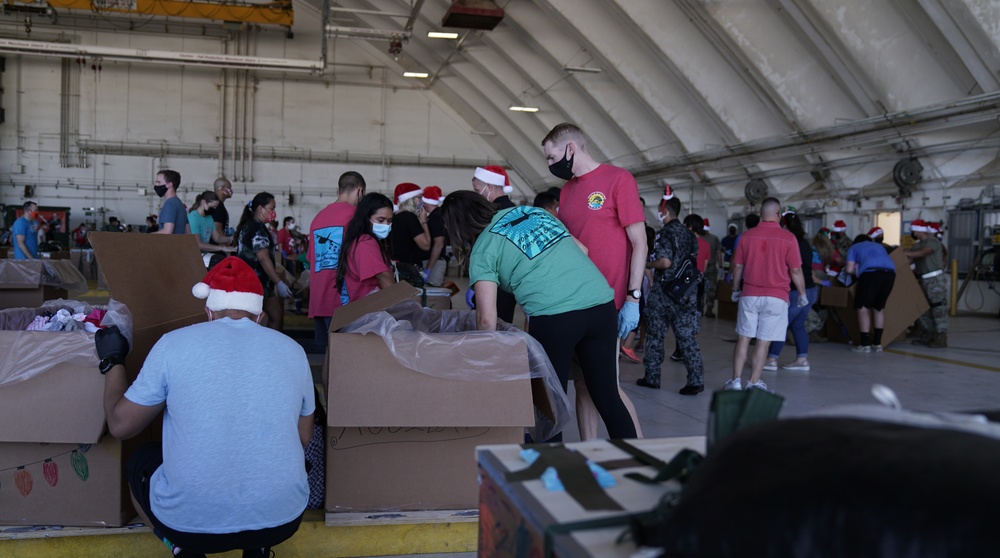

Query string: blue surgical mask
371 220 391 239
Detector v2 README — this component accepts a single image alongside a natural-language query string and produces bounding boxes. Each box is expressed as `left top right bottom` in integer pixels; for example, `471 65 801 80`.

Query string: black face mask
910 232 918 241
154 185 168 197
548 145 575 181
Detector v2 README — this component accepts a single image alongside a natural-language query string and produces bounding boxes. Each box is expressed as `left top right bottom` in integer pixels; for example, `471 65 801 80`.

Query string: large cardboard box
0 233 207 526
325 283 535 515
819 249 929 345
0 259 86 309
477 436 706 558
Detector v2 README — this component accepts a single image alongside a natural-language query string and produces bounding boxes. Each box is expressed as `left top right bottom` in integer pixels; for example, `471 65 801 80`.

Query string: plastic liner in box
0 299 132 387
342 299 571 441
0 259 89 294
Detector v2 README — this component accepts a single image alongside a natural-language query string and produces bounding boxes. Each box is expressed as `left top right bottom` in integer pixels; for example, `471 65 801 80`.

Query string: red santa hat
662 184 674 201
191 256 264 314
867 226 884 239
910 219 929 233
393 182 423 211
703 218 711 231
929 222 943 235
474 166 512 194
832 220 847 232
422 185 443 206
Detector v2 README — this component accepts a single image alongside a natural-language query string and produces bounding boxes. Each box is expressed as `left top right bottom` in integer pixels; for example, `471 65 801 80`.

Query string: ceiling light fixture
403 72 429 78
427 31 459 39
564 65 602 74
509 105 539 113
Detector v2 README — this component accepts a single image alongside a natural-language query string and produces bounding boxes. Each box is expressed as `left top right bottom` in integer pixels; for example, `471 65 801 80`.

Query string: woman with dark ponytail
236 192 291 331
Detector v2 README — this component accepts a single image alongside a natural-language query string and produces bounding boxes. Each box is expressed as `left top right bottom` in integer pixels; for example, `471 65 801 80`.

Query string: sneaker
619 346 641 364
679 384 705 396
723 378 742 391
670 350 683 362
782 361 810 371
762 359 778 371
745 379 773 393
636 377 660 389
850 345 871 353
873 345 883 353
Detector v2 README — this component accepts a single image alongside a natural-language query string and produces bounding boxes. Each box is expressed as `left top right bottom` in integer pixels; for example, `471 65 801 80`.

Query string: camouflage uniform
702 231 721 316
835 233 852 262
643 220 705 387
913 236 948 333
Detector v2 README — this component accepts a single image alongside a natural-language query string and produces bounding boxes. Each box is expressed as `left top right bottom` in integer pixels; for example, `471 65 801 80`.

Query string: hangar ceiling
3 0 1000 210
313 0 1000 206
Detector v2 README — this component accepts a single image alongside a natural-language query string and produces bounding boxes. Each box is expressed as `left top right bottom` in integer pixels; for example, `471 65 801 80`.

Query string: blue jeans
768 286 818 359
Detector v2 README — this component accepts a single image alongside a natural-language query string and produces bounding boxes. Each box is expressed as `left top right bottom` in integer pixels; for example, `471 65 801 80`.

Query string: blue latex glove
617 301 640 339
465 287 476 309
731 290 741 302
420 269 430 283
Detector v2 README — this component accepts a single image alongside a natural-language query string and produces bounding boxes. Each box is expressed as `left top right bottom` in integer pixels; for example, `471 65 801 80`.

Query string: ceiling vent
745 179 768 204
442 0 504 30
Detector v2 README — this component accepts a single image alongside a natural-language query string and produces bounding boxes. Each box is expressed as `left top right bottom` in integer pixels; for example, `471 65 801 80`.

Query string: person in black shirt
471 166 517 322
473 165 515 209
211 177 235 246
421 186 449 285
389 182 431 266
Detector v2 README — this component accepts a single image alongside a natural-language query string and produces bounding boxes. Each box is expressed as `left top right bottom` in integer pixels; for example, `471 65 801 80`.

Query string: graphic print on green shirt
489 206 568 260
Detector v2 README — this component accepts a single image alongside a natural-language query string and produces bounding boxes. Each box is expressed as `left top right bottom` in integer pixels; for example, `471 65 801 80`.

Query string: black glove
96 326 130 374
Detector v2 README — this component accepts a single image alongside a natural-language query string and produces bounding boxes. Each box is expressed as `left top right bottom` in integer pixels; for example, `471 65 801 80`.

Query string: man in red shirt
307 172 366 348
541 122 646 439
727 198 808 393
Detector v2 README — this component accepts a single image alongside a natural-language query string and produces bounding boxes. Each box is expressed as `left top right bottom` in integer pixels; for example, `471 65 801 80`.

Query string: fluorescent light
509 106 539 113
403 72 429 78
564 65 602 74
427 31 459 39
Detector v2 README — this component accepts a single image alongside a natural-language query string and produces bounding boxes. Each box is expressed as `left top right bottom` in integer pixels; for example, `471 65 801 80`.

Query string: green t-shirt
188 211 215 244
914 236 944 275
469 207 613 317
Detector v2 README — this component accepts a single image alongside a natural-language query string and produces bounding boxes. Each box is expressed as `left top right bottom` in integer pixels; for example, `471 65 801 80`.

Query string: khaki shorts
736 296 789 341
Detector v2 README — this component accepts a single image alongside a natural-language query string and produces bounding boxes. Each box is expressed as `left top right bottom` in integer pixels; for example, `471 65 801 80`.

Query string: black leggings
127 444 303 558
530 301 637 440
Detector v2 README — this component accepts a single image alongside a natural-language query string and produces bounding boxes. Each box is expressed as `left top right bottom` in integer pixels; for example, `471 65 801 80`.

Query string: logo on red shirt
587 191 606 210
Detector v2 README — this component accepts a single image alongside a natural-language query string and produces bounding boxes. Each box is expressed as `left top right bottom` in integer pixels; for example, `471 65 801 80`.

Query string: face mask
288 223 297 231
265 210 276 222
548 145 575 181
154 185 168 197
657 212 665 222
371 221 391 239
910 232 918 241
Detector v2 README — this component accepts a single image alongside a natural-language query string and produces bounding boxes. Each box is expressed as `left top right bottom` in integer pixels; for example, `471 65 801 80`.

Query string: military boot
929 332 948 348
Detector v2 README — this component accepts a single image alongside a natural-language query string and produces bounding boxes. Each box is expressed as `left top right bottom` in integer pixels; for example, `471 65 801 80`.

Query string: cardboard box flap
327 333 534 427
329 281 421 332
89 232 207 331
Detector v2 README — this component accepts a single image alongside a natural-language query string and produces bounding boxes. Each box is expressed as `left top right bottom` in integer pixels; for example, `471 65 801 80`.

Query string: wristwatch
99 355 124 375
629 289 642 300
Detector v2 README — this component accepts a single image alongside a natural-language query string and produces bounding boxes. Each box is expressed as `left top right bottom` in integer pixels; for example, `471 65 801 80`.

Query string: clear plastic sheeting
0 259 89 295
0 299 133 387
342 299 572 441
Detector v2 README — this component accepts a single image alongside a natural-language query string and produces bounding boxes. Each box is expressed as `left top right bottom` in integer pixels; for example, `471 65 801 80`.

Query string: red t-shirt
276 228 294 256
345 235 392 302
732 221 802 302
558 164 645 309
695 236 710 273
307 202 355 318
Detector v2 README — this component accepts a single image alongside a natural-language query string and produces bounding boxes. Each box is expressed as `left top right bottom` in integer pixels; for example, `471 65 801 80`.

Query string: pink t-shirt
732 221 802 302
307 202 355 318
558 164 645 309
345 235 392 302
